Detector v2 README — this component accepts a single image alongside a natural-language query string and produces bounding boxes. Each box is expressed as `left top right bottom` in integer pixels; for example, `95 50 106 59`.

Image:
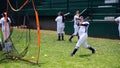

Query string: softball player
0 12 11 42
115 16 120 38
69 10 81 42
55 12 65 41
71 17 95 56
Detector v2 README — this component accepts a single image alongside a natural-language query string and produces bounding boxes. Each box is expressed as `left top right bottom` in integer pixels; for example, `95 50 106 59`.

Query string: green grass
0 29 120 68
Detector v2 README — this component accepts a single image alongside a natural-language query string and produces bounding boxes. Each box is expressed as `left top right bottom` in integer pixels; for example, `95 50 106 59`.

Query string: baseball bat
64 12 70 16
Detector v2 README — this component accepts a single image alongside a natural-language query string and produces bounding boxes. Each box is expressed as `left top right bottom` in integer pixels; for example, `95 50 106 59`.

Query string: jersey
74 14 80 26
55 16 65 34
115 17 120 27
55 16 64 27
0 17 11 41
0 17 11 31
79 21 89 36
115 16 120 37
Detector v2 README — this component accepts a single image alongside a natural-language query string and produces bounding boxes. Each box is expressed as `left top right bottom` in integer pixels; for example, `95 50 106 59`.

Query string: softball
44 54 47 57
32 56 35 58
15 57 18 60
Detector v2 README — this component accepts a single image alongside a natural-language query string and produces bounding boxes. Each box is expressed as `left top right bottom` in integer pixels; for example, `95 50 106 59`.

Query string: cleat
92 49 96 54
70 48 78 56
69 35 74 42
68 39 72 42
57 39 61 41
88 47 96 54
70 53 75 57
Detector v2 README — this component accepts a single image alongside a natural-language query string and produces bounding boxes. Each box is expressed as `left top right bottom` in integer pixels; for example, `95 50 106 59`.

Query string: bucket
5 42 12 53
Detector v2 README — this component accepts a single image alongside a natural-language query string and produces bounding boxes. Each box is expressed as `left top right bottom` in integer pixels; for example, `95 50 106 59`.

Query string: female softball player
0 12 11 42
71 17 95 56
55 12 65 41
69 10 81 42
115 16 120 38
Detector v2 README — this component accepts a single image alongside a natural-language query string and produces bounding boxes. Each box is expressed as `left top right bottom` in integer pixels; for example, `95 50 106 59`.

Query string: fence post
67 0 69 12
50 0 52 8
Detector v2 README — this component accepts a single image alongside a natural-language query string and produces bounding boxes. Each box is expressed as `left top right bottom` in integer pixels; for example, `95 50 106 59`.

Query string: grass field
0 29 120 68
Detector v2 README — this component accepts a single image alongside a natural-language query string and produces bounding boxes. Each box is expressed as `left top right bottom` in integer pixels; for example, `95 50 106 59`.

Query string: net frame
0 0 41 64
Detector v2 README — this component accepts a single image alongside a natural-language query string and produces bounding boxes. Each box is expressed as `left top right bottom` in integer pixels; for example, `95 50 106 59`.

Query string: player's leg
69 26 78 42
2 30 7 49
69 29 76 42
71 34 86 56
118 25 120 38
6 26 10 42
61 26 65 40
58 33 61 41
57 26 61 41
83 41 96 54
2 30 6 42
76 26 79 39
77 32 79 39
69 35 74 42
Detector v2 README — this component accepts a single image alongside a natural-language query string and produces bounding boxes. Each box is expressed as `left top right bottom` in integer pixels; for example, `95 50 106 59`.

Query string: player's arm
79 16 84 25
114 19 118 24
114 17 119 24
55 16 59 22
114 20 119 24
80 23 89 26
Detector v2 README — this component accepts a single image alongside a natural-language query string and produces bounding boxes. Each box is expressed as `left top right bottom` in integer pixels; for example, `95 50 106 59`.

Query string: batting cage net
0 0 40 64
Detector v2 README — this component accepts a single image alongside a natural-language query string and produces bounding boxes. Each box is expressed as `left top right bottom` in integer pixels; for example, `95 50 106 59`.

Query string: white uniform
115 17 120 37
73 15 80 35
71 20 95 56
0 17 11 41
75 21 90 49
55 16 65 34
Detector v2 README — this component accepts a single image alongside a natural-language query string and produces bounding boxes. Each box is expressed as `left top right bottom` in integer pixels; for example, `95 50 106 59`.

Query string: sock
71 48 78 56
69 35 74 42
58 33 61 41
61 33 64 40
88 47 95 54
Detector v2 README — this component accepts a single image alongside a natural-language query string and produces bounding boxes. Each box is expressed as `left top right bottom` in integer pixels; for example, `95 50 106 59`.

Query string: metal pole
50 0 52 8
67 0 69 12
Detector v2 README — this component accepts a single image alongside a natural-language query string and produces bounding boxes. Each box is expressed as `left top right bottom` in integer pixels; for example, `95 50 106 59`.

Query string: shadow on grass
79 54 92 58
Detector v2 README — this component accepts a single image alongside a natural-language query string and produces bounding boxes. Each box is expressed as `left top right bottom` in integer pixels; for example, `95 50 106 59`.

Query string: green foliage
0 30 120 68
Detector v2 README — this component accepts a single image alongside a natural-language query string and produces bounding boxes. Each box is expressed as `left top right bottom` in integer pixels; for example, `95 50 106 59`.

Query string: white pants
2 28 10 41
72 25 79 36
57 25 65 34
75 33 90 49
118 25 120 37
